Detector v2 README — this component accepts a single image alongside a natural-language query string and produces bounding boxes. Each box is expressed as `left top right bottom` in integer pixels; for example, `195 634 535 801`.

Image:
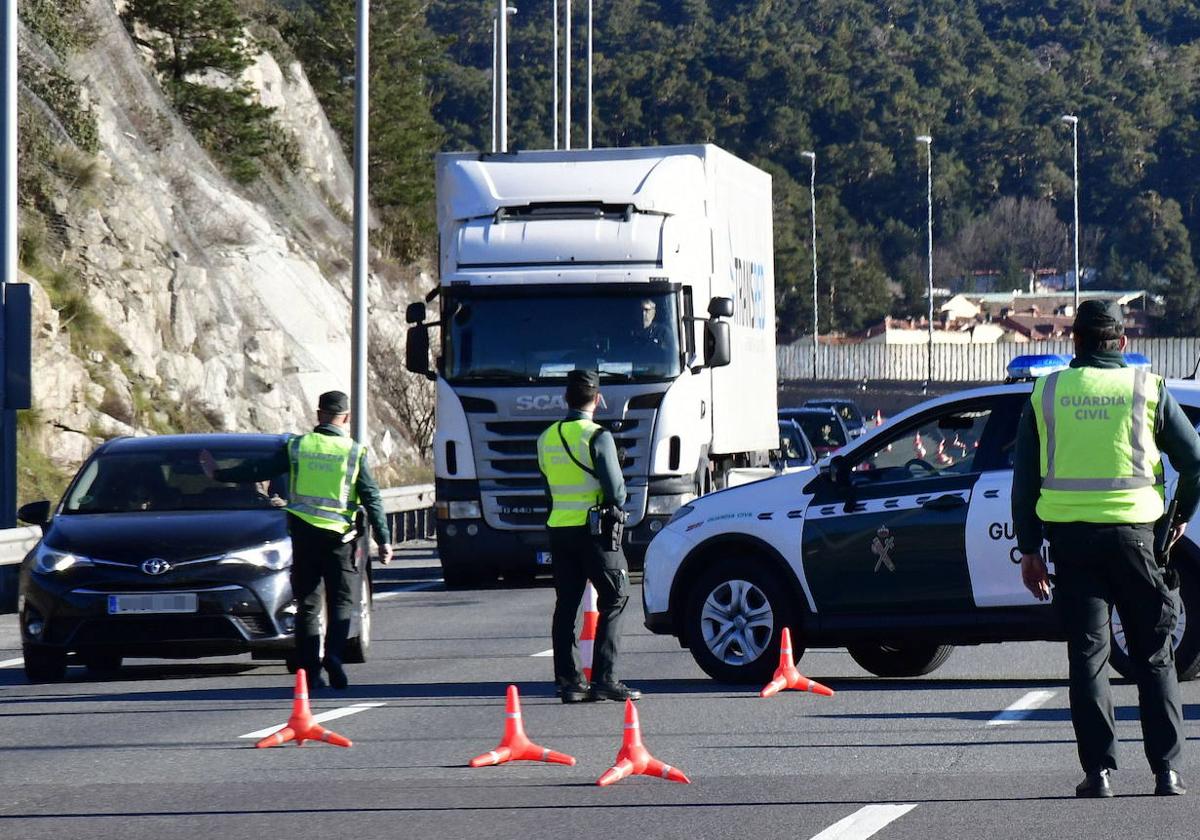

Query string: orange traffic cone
255 669 352 748
469 685 576 767
580 582 600 683
936 439 953 465
913 431 927 459
759 628 834 699
597 700 690 786
874 409 884 426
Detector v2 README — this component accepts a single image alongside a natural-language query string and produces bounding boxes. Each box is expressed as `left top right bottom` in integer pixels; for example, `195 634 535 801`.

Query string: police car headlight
219 539 293 570
33 544 95 574
436 500 482 520
647 493 697 516
667 504 696 526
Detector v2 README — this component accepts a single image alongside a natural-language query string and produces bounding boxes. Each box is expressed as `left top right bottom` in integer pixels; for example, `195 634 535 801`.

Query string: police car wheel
846 642 954 678
22 644 67 683
685 557 798 685
1109 554 1200 682
344 575 372 664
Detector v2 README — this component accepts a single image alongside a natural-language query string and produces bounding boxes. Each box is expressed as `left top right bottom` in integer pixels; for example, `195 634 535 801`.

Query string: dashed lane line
808 804 918 840
238 702 387 739
987 690 1057 726
530 648 554 657
0 657 23 668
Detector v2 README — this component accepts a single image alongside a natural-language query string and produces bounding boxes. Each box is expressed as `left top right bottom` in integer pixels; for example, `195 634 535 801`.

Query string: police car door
801 401 996 615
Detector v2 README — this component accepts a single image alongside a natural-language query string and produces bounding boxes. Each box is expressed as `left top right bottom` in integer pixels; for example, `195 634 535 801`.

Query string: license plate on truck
536 552 553 566
107 594 199 615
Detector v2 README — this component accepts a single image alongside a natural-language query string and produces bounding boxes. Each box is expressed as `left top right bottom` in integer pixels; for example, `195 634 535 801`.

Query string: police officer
202 391 393 691
1013 299 1200 797
536 370 641 703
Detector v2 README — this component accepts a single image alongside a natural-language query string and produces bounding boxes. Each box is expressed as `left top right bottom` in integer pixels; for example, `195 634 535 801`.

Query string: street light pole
496 0 509 153
491 17 498 152
2 0 18 526
917 134 933 391
586 0 593 149
351 0 369 443
801 151 818 380
553 0 559 149
563 0 572 150
1062 114 1080 312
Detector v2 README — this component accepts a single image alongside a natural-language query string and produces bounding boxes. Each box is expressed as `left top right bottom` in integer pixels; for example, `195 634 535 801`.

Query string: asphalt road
1 542 1198 840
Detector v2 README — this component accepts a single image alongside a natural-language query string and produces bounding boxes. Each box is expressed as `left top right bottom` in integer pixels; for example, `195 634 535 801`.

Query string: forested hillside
417 0 1200 339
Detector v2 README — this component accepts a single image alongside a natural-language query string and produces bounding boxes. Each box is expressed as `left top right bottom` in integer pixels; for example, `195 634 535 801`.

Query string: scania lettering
406 146 779 588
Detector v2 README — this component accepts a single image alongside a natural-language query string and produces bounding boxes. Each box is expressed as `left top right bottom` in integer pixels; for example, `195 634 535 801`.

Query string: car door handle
923 494 967 511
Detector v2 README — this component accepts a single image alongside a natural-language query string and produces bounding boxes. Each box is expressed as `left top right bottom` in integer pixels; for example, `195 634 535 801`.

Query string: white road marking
239 701 387 739
987 690 1057 726
809 804 918 840
374 580 443 599
0 657 23 668
530 648 554 658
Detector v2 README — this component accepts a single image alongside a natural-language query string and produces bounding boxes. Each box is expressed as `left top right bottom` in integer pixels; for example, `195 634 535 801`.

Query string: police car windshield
63 450 289 514
443 289 682 383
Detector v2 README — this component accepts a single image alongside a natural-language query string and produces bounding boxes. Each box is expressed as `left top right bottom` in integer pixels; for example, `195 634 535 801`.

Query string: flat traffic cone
597 700 690 786
255 669 352 748
759 628 834 699
469 685 576 767
580 582 599 683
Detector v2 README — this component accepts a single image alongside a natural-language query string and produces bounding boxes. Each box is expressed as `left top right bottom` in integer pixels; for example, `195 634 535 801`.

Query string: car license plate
107 593 199 615
536 551 553 566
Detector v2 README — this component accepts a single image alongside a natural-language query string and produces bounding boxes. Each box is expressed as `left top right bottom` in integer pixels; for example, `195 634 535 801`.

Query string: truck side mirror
703 320 731 369
18 500 51 527
406 325 436 381
707 296 734 319
405 302 427 325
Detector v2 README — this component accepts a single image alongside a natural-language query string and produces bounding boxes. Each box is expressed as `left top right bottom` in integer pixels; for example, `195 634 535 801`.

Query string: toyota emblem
141 558 171 576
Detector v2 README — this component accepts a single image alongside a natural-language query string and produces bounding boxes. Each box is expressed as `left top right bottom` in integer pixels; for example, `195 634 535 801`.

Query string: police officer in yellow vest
1014 300 1200 798
202 391 393 692
537 370 641 703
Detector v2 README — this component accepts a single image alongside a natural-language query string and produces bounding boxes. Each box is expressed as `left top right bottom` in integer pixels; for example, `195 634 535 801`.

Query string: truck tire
1109 553 1200 682
23 644 67 683
847 642 954 677
685 554 798 684
344 575 372 664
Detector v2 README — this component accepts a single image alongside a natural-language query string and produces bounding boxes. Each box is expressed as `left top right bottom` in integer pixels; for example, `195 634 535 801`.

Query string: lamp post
351 0 369 443
563 0 572 149
552 0 558 149
916 134 933 391
1062 114 1080 312
2 0 17 526
800 150 818 379
587 0 593 148
492 3 517 153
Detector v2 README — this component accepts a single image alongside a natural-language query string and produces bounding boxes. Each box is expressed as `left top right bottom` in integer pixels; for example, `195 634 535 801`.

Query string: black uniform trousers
548 524 629 687
288 515 356 673
1048 521 1184 773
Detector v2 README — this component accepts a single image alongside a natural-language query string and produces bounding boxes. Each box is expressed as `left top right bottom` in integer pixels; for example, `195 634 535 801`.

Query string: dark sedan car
778 407 850 457
16 434 372 683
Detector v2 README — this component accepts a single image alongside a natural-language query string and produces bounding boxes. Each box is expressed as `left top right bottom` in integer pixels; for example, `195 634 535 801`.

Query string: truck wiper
455 369 535 382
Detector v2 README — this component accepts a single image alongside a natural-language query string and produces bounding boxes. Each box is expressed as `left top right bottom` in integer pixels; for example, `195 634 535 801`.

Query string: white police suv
643 355 1200 684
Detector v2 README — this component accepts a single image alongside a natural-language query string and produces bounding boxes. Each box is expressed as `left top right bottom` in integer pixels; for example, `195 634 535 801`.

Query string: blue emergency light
1006 352 1153 381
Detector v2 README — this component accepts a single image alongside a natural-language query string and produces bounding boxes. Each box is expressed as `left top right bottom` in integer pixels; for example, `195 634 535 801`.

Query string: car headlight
218 539 293 570
32 544 95 574
647 493 698 516
667 504 696 526
436 500 482 520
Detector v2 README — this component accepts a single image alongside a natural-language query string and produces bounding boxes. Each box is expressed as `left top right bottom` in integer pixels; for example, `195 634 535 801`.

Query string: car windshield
808 401 863 426
795 414 847 448
779 424 812 465
443 288 682 383
63 448 288 514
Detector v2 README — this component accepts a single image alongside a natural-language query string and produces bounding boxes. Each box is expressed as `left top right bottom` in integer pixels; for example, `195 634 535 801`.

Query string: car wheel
846 642 954 677
685 555 797 685
83 653 123 676
1110 555 1200 681
344 574 372 664
22 644 67 683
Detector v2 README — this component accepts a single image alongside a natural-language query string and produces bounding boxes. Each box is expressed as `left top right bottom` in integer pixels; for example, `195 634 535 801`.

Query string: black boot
1075 769 1114 798
1155 770 1186 796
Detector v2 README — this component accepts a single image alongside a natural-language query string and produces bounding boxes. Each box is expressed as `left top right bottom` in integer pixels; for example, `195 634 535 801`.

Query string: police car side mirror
18 500 51 527
828 455 851 488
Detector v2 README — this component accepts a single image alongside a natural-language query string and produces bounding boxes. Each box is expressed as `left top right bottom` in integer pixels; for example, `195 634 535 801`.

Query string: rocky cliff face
19 0 429 488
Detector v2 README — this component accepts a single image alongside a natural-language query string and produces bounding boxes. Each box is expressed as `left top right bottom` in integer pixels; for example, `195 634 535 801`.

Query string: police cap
1073 299 1124 340
567 369 600 389
318 390 350 414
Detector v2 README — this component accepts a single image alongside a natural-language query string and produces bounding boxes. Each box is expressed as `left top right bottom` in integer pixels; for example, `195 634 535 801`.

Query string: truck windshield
444 290 682 382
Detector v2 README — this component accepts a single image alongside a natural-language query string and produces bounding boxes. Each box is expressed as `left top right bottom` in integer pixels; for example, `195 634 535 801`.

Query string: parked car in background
778 406 850 457
804 398 869 439
777 419 817 469
16 434 374 683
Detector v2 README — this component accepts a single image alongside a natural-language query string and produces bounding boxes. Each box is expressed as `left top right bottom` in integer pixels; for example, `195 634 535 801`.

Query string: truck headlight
647 493 697 516
219 539 293 570
667 504 696 526
33 544 95 574
436 500 482 520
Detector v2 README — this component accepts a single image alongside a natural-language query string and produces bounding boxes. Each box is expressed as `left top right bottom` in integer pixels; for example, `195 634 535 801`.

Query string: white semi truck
405 145 779 587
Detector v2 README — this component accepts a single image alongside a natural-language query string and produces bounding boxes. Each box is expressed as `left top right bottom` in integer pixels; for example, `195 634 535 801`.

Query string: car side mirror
17 500 52 527
406 325 436 381
828 455 851 488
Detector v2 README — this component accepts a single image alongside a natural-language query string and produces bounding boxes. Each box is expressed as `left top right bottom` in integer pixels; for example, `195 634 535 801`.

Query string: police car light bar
1006 352 1153 381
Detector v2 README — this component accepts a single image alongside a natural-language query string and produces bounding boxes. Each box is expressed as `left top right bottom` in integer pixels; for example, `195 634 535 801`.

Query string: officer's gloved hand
379 543 395 565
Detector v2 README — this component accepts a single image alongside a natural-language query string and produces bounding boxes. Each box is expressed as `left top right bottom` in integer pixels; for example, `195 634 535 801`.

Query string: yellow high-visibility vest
286 432 365 534
536 419 604 528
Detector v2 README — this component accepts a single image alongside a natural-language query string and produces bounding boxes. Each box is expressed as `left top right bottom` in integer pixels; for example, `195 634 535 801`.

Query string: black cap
318 390 350 414
1073 299 1124 338
567 369 599 389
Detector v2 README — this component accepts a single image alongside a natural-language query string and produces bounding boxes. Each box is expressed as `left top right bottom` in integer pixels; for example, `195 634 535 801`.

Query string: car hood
42 510 288 564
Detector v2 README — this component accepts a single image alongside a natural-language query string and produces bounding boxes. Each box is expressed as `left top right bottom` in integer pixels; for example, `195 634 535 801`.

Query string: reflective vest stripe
1131 368 1153 482
289 502 354 525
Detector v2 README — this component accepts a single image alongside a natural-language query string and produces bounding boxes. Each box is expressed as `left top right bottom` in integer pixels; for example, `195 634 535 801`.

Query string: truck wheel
344 575 372 664
685 555 798 684
847 642 954 677
23 644 67 683
1110 554 1200 681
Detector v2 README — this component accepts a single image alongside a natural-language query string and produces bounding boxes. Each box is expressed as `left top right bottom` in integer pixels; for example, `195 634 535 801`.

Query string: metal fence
778 337 1200 382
